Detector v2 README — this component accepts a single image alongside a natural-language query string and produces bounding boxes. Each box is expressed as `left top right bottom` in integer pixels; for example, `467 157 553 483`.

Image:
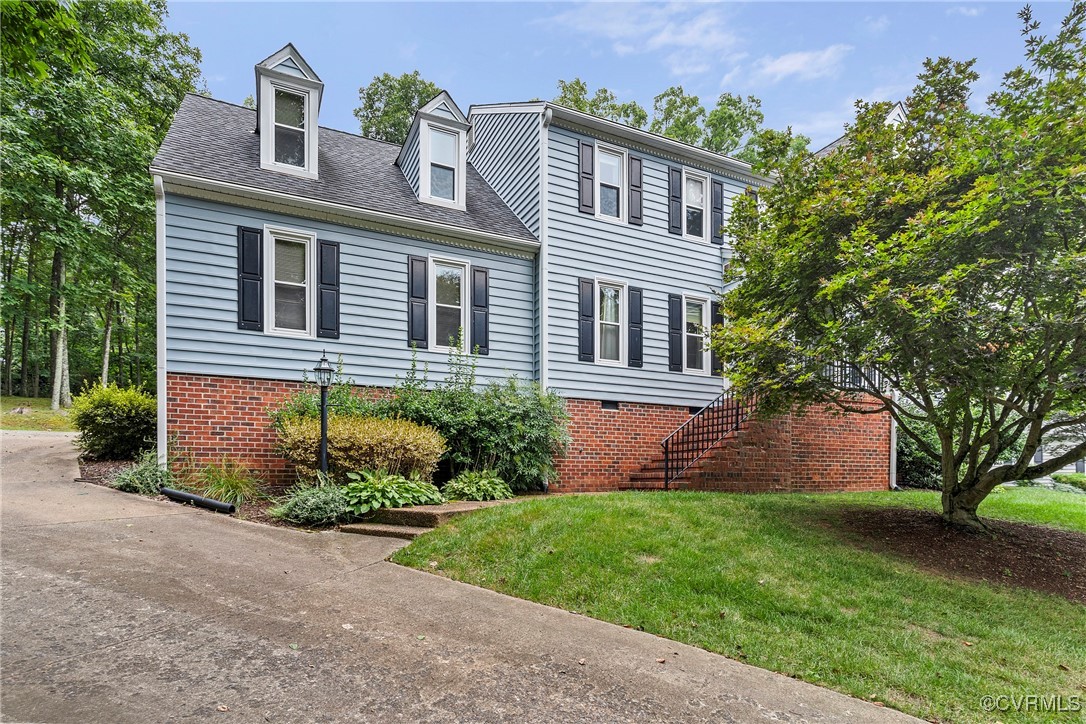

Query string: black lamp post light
313 352 334 474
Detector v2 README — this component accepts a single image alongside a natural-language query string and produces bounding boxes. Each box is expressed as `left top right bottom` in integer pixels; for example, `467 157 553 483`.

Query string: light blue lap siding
468 112 541 238
164 195 536 386
545 125 750 408
401 125 421 195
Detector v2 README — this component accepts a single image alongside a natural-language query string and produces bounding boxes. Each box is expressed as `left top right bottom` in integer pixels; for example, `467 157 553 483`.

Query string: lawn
394 488 1086 723
0 395 75 432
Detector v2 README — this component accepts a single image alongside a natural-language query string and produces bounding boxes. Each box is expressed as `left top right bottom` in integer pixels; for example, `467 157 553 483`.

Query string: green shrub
896 431 941 490
70 383 157 460
343 469 445 515
443 470 514 501
276 416 445 482
111 449 169 496
198 457 262 506
270 479 351 527
1051 472 1086 491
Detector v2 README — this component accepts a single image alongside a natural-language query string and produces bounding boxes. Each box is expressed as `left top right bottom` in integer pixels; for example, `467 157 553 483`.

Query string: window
683 296 709 374
430 258 468 350
273 89 307 168
596 147 625 221
420 120 466 209
596 280 625 365
264 226 315 337
683 170 708 241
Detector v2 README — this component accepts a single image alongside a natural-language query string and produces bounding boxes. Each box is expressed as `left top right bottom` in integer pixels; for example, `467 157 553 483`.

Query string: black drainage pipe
159 487 236 515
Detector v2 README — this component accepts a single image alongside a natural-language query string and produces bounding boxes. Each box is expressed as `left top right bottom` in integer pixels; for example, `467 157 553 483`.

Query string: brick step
368 498 518 528
339 522 432 540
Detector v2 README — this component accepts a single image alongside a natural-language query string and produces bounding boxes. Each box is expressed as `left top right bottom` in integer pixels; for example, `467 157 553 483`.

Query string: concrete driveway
1 430 917 723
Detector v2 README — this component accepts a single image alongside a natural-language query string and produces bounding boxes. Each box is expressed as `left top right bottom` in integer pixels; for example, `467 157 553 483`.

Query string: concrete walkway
1 430 918 723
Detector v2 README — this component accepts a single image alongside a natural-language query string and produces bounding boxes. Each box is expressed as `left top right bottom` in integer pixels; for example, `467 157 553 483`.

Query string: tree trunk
101 298 115 386
2 316 13 396
19 236 36 396
133 295 141 389
50 250 70 410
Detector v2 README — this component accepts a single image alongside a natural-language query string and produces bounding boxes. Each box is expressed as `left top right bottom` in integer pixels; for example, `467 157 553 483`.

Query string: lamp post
313 352 333 475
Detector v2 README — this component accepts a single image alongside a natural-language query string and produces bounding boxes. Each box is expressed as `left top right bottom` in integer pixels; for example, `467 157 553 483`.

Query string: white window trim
594 143 627 225
682 294 710 375
682 168 710 244
259 75 319 179
420 119 467 211
428 255 470 352
594 277 627 367
263 224 317 339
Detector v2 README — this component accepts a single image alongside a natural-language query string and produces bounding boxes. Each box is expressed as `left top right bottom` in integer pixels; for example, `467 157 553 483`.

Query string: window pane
599 151 621 186
685 176 704 207
686 207 703 237
436 306 462 347
599 285 620 323
274 126 305 167
435 264 462 305
275 239 306 284
274 89 305 128
431 164 455 200
430 128 457 167
685 301 703 334
599 185 619 218
686 334 704 370
600 324 620 361
275 283 306 330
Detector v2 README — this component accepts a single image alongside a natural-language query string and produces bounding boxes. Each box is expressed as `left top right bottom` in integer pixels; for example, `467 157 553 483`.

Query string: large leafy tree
717 2 1086 530
354 71 440 144
552 77 647 128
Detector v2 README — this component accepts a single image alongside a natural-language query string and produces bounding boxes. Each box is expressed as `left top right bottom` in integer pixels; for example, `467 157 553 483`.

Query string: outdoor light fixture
314 352 334 474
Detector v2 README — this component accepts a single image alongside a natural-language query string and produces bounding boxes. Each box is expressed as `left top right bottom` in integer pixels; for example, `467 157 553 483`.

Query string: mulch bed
78 459 136 486
830 506 1086 604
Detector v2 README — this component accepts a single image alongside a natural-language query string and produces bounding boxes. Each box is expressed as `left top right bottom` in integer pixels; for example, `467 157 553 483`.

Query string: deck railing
661 388 755 490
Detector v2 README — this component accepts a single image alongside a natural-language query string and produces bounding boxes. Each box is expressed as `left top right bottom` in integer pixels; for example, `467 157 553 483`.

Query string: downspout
154 176 168 466
539 107 552 390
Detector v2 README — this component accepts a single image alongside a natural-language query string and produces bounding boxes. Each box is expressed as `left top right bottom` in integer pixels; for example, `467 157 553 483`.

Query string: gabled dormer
255 44 323 179
397 92 471 211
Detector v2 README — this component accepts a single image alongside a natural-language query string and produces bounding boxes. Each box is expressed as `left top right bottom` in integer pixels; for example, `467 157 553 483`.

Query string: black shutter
578 140 595 214
471 266 489 355
711 179 725 245
408 255 428 349
710 300 723 375
628 287 643 368
668 167 682 235
316 240 341 339
578 278 594 362
237 226 263 331
628 156 643 226
667 294 682 372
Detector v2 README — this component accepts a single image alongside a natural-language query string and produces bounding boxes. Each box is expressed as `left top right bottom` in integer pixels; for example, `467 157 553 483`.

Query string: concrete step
369 498 516 528
339 522 432 540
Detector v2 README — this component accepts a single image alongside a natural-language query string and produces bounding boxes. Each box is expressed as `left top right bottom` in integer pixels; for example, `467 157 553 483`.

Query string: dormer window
255 44 323 180
420 119 466 209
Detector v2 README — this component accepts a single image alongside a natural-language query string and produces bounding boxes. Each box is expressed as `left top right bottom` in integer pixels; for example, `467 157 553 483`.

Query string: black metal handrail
662 388 755 490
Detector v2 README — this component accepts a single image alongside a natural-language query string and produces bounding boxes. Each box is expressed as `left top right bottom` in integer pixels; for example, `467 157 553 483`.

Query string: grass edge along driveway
394 489 1086 724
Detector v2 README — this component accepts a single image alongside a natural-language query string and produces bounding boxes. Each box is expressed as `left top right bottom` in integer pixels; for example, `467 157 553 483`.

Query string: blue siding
544 125 753 407
164 195 536 386
401 125 420 195
468 112 541 238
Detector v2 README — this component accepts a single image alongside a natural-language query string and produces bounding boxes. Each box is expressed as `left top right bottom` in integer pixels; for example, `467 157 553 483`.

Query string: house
150 45 891 493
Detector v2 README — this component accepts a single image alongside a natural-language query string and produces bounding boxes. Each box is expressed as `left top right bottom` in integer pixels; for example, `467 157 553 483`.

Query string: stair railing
661 388 755 490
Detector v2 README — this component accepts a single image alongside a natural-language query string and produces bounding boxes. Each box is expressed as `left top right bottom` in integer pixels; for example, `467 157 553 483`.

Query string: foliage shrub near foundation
111 449 170 496
269 477 352 527
1051 473 1086 491
442 470 514 501
70 383 156 460
198 457 263 506
343 469 445 515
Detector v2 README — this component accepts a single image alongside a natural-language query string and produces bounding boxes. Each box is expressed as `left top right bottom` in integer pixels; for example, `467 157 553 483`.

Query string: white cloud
862 15 890 35
753 44 853 84
947 6 983 17
542 2 741 77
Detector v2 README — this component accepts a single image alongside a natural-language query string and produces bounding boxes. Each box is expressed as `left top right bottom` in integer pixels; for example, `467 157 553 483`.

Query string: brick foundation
166 373 890 494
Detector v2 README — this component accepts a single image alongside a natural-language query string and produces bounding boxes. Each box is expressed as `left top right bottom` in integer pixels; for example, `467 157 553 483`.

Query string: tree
552 78 647 128
703 93 763 155
0 0 94 82
353 71 440 144
716 2 1086 530
648 86 705 146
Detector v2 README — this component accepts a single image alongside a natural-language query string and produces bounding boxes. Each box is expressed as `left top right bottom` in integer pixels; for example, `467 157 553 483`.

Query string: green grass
394 489 1086 723
0 395 76 432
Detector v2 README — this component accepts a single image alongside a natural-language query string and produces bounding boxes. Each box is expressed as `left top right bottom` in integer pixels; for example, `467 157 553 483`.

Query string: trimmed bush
276 415 445 482
1051 472 1086 491
270 481 351 527
343 469 445 515
111 449 169 496
443 470 514 501
198 457 262 507
70 383 157 460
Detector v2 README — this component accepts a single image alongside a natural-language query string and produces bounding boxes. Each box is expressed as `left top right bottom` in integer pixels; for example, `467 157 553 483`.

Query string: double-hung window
431 258 468 350
596 147 625 221
273 89 307 168
265 226 315 337
683 296 709 374
683 170 708 242
597 280 626 365
429 127 458 202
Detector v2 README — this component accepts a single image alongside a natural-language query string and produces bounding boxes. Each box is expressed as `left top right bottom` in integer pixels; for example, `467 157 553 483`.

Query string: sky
165 1 1071 150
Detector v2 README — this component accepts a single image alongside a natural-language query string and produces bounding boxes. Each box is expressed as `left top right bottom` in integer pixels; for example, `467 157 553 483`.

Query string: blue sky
166 1 1069 149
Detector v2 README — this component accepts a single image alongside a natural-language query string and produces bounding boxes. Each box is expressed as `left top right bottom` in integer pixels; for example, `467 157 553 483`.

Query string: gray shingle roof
151 94 536 244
